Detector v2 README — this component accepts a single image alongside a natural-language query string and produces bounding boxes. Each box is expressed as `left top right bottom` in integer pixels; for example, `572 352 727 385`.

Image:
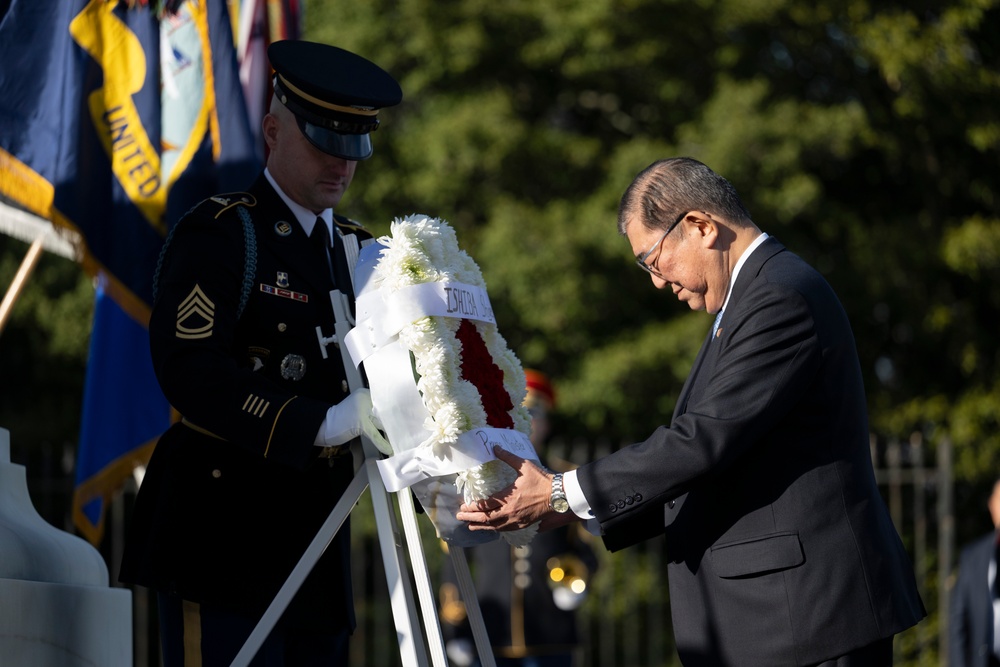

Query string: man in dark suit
458 157 926 666
950 477 1000 667
119 40 400 666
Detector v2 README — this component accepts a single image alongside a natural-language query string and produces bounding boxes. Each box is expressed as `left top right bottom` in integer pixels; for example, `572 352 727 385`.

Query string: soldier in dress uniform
119 40 401 666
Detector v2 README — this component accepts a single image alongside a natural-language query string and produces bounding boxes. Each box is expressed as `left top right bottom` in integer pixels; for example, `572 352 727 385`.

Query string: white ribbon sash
346 281 496 367
376 427 537 493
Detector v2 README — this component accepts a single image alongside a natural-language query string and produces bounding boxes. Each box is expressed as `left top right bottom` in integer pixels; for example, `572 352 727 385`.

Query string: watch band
550 472 570 513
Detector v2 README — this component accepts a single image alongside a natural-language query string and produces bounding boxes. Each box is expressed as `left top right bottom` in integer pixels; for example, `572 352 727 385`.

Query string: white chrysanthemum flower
372 214 535 545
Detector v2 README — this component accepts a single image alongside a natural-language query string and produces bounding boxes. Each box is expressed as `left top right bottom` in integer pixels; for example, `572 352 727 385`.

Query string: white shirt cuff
563 469 594 520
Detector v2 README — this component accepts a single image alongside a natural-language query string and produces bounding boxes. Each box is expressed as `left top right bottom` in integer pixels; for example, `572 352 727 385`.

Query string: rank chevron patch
176 284 216 339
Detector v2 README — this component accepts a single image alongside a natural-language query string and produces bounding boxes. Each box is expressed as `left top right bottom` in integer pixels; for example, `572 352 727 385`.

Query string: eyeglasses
635 211 688 278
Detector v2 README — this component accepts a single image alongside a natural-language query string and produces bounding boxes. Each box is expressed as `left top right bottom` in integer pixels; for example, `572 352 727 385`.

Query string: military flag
233 0 302 155
0 0 261 544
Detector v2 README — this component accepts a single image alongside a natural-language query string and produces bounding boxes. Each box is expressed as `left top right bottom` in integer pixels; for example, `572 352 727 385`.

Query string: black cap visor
296 115 373 161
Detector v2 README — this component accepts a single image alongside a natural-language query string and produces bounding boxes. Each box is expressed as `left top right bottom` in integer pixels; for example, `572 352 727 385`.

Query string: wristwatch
550 473 570 513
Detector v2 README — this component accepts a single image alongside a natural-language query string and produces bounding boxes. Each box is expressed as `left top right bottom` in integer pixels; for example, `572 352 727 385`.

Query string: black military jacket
120 174 370 631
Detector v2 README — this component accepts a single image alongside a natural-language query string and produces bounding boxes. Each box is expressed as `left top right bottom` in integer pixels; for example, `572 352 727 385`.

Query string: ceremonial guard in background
440 370 599 667
950 476 1000 667
120 40 400 666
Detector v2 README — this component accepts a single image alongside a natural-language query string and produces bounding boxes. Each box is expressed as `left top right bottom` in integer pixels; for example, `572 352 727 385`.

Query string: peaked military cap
268 40 402 161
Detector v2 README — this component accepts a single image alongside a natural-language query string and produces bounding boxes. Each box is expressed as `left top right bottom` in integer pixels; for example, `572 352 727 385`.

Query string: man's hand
456 446 581 533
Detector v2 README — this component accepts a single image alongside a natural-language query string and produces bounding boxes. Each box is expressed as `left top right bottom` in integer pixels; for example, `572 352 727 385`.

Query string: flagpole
0 236 44 336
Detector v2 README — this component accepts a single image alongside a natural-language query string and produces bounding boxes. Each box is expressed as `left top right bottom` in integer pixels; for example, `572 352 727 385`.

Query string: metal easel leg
228 437 443 667
229 470 370 667
328 273 443 666
449 546 497 667
397 489 449 666
362 439 430 667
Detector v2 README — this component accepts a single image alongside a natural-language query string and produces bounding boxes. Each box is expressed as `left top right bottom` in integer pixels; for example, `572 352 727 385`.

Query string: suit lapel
672 237 787 420
718 236 784 329
673 327 714 421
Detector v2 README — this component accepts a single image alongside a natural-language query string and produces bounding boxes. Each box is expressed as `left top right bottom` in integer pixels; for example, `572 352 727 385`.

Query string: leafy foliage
304 0 1000 473
0 236 91 449
2 2 999 661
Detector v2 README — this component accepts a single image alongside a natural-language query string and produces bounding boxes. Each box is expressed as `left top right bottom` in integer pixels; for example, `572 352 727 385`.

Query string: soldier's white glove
319 388 392 455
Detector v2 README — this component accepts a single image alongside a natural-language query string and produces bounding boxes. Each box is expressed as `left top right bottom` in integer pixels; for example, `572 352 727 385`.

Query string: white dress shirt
263 167 333 240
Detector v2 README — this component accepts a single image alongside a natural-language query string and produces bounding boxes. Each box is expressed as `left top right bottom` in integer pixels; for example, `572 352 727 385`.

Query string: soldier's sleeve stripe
263 396 298 458
241 394 272 419
176 285 215 339
178 285 215 311
177 303 215 325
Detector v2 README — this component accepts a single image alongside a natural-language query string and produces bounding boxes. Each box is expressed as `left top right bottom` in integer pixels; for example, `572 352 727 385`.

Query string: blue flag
0 0 261 545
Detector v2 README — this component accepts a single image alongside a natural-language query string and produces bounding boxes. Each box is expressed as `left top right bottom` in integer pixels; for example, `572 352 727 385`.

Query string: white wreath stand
230 236 496 667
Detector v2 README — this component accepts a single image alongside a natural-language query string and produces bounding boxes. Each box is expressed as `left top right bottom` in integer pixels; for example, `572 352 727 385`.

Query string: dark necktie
310 217 336 286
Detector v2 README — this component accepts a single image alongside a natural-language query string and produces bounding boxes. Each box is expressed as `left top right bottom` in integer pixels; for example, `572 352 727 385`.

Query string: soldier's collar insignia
275 220 293 236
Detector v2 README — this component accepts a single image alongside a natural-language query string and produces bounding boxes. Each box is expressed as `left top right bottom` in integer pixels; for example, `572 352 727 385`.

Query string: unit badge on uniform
248 346 269 371
280 354 307 380
277 272 289 288
275 220 293 237
175 284 215 339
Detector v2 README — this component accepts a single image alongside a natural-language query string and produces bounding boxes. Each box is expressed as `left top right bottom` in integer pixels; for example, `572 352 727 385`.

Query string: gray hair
617 157 753 234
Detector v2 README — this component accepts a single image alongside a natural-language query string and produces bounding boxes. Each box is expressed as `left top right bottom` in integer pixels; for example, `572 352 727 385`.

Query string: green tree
303 2 1000 661
0 235 92 457
2 1 998 660
306 0 999 469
